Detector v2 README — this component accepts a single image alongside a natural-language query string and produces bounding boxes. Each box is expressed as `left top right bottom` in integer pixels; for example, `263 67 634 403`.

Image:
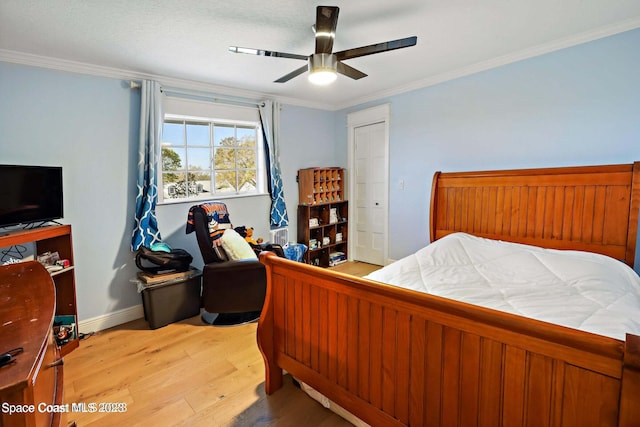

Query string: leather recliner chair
186 202 283 325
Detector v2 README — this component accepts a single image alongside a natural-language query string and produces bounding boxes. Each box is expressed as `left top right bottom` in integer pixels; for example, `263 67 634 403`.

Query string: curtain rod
128 80 264 108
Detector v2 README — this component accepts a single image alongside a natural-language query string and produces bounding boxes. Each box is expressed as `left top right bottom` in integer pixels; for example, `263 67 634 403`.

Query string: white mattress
364 232 640 341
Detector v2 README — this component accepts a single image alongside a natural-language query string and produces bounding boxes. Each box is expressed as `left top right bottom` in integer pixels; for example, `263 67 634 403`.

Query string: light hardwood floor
328 261 380 277
64 262 380 427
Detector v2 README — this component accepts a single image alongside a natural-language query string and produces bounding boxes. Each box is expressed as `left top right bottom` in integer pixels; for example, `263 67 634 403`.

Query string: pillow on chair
220 229 258 260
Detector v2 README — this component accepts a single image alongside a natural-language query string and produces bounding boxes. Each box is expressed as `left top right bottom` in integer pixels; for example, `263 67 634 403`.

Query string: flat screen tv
0 165 64 228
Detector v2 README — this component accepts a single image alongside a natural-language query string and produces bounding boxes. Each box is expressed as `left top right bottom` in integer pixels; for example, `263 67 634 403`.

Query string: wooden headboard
430 162 640 267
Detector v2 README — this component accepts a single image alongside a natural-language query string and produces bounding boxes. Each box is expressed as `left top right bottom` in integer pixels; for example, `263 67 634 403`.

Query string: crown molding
0 49 142 80
2 16 639 113
0 49 334 111
336 18 640 111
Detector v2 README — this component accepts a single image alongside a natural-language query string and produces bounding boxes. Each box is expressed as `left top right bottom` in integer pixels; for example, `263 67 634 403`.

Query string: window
159 115 265 203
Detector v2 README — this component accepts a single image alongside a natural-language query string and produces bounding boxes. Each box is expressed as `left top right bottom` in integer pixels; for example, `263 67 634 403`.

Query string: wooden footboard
257 253 640 427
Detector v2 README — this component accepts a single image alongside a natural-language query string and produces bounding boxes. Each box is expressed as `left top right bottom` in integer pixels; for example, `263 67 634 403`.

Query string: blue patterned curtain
259 100 289 228
131 80 163 250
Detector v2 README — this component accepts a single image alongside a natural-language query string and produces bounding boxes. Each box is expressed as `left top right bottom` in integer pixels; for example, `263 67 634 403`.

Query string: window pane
162 122 184 145
214 125 236 147
163 171 186 199
239 170 257 192
215 171 237 193
191 172 212 195
181 181 197 198
165 173 208 198
162 147 185 172
214 147 235 169
237 127 256 147
160 113 264 202
236 148 256 169
186 147 210 170
185 171 209 197
186 123 209 147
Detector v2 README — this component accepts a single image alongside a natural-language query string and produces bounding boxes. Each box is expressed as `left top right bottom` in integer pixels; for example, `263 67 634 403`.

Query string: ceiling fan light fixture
230 6 417 85
308 53 337 85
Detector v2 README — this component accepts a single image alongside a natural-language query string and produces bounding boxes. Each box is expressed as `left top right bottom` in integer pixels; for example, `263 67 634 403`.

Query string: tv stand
0 224 79 356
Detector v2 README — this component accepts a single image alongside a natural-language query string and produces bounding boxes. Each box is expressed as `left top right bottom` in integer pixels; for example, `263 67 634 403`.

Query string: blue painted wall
279 104 341 236
0 63 142 321
338 28 640 267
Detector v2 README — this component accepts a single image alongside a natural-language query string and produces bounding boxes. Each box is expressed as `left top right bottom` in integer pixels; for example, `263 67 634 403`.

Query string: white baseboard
78 304 144 334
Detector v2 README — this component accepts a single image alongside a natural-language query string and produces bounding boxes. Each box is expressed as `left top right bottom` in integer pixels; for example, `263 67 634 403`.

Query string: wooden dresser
0 261 65 427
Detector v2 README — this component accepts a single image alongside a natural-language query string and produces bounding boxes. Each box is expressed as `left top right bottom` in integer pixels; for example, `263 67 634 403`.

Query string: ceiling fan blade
274 64 309 83
229 46 307 61
314 6 339 54
335 36 417 61
337 62 367 80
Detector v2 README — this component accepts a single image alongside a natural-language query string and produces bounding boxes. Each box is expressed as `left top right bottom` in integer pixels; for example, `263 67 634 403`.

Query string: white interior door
353 121 387 265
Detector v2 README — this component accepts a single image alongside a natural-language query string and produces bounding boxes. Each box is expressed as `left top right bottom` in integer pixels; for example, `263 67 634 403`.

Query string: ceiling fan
228 6 417 85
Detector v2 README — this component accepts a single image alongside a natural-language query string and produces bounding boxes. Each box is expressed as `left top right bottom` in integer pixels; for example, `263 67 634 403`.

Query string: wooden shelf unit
297 201 348 267
0 225 79 356
297 167 345 206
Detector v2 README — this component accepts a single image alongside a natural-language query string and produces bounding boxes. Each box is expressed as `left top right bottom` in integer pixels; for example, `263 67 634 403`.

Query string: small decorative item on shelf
329 208 338 224
309 239 319 250
329 251 347 267
38 251 67 272
53 315 77 346
336 232 343 242
37 251 59 266
309 218 320 227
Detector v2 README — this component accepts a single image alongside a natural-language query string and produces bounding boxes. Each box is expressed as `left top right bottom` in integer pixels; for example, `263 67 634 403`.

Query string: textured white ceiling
1 0 640 109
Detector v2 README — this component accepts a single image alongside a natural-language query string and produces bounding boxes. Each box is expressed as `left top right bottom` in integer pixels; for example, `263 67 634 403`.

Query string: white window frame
158 111 267 204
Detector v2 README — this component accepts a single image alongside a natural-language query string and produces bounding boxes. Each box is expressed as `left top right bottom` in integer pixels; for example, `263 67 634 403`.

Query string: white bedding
364 232 640 340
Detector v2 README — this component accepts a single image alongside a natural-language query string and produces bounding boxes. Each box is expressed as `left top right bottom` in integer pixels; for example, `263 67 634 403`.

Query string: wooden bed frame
257 162 640 427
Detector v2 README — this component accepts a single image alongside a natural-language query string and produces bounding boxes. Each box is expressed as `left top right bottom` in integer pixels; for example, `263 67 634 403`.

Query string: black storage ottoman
140 270 202 329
